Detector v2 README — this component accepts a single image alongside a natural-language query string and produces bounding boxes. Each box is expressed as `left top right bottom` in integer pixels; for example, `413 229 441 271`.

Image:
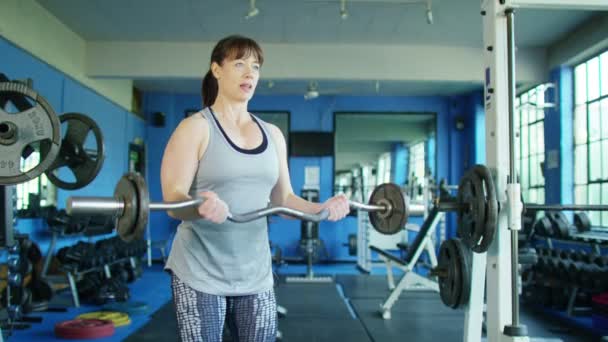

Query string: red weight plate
55 319 115 339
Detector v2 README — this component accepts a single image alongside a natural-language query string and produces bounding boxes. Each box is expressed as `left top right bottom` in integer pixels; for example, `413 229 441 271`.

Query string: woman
160 35 350 342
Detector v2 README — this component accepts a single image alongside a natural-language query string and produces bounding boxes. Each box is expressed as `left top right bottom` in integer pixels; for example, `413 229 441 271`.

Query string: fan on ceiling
303 80 381 100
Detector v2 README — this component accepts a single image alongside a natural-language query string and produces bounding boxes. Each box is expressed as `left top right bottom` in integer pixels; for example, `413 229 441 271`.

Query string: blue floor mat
10 264 172 342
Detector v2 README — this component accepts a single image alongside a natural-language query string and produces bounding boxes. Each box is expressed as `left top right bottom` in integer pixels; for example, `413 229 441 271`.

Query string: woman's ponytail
201 70 218 108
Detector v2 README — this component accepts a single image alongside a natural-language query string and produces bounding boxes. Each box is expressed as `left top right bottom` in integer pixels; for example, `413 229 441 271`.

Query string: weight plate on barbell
131 172 149 242
437 238 471 309
457 168 485 250
368 183 407 235
44 113 105 190
115 174 140 242
114 172 148 242
470 164 498 253
0 82 61 185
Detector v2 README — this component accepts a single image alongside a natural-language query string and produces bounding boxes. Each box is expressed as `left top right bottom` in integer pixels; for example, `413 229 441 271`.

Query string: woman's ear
211 62 221 80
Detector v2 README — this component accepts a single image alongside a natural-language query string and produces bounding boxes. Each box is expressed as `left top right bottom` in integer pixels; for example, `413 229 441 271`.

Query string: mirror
334 112 436 203
253 111 290 145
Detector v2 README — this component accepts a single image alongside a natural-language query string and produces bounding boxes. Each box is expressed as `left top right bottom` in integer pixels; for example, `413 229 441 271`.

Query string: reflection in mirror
334 113 436 204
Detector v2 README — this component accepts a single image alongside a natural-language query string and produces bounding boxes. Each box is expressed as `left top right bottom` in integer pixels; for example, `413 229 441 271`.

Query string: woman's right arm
160 116 208 221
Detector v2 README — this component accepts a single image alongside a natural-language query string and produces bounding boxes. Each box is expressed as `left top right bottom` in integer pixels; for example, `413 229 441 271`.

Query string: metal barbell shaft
67 196 391 222
228 206 331 222
433 201 608 213
349 201 385 212
525 204 608 211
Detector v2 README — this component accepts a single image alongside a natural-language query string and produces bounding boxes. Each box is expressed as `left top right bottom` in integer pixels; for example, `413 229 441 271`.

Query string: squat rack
475 1 608 342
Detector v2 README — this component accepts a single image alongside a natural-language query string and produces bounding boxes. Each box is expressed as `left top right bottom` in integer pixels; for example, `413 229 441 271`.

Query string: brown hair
201 35 264 107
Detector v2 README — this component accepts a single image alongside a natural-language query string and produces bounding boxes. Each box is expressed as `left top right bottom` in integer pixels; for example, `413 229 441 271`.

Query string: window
377 152 391 185
573 50 608 227
408 142 425 201
16 152 56 213
515 84 547 204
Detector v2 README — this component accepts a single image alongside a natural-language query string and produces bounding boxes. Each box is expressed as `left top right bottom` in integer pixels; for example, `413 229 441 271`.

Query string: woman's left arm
267 124 350 221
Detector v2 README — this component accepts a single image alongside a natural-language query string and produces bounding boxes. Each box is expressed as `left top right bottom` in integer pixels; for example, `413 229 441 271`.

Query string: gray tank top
165 107 279 295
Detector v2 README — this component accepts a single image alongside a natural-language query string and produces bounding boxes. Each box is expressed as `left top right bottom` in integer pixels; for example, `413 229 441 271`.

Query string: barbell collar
436 200 461 212
67 197 124 217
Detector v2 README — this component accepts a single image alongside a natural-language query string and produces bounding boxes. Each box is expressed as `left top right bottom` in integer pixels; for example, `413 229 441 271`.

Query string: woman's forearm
165 191 201 221
281 193 324 215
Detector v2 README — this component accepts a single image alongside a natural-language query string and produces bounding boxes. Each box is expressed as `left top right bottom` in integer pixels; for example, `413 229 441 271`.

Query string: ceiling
30 0 600 174
37 0 591 46
35 0 596 96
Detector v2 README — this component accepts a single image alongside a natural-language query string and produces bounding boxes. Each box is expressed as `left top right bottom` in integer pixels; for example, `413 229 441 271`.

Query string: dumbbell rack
0 184 21 341
43 230 143 308
531 239 608 318
40 229 141 307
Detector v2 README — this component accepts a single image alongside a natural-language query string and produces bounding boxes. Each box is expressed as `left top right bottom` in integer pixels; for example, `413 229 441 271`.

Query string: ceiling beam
86 41 546 85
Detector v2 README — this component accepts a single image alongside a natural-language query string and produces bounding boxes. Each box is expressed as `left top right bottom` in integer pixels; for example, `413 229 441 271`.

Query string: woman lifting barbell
160 35 350 342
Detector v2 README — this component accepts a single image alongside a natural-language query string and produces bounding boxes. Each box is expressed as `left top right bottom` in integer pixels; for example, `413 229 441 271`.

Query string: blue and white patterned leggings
171 274 277 342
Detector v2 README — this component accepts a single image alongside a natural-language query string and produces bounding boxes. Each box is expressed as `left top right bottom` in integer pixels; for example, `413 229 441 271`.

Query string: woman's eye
253 65 260 71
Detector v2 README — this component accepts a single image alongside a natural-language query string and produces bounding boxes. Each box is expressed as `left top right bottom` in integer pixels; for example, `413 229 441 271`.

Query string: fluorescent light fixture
340 0 349 19
245 0 259 19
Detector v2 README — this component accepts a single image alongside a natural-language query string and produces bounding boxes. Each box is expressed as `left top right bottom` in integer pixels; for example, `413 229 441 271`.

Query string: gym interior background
1 0 608 341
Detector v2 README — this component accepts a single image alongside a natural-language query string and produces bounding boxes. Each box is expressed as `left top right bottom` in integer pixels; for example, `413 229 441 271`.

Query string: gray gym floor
126 273 601 342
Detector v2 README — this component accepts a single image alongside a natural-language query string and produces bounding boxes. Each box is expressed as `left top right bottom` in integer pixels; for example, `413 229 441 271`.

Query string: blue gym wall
142 92 480 261
1 37 146 255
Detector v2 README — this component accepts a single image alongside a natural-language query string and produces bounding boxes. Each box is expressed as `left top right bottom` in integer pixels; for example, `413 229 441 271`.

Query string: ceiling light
245 0 259 19
304 81 320 100
425 0 433 24
340 0 349 20
304 90 319 100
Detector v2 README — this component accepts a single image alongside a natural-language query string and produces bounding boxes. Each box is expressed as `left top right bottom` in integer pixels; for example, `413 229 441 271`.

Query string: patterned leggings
171 274 277 342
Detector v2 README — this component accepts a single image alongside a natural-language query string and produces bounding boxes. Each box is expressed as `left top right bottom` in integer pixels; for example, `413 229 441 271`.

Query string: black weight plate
547 212 569 238
130 172 149 242
115 174 139 242
574 212 591 233
533 217 552 237
454 238 471 307
31 278 54 302
44 113 105 190
471 165 498 253
0 82 61 185
368 183 407 235
437 239 463 309
457 168 485 249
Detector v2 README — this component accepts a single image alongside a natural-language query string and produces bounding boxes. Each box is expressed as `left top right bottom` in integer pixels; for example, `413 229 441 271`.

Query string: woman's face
213 53 261 103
